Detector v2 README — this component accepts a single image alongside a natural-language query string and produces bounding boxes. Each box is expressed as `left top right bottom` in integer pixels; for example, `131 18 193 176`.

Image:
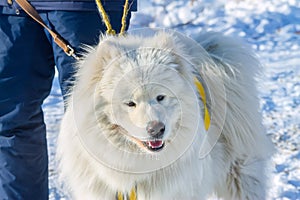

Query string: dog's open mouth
142 140 165 152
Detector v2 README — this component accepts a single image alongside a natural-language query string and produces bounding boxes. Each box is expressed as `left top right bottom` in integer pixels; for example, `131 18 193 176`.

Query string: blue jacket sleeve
0 0 137 11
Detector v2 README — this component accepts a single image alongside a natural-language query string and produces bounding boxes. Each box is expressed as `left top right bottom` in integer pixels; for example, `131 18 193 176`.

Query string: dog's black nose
146 121 165 138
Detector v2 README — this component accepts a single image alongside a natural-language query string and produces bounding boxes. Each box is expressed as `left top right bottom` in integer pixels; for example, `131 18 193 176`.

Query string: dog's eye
125 101 136 107
156 95 165 102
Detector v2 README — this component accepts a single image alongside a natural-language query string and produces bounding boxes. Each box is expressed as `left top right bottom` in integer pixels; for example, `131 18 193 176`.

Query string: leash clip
66 45 80 60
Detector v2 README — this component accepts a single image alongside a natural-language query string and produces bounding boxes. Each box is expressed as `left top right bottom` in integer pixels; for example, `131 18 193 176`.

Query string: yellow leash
120 0 130 35
95 0 129 35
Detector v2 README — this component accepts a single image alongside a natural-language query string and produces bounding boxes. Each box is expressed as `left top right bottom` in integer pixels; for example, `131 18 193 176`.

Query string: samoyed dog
57 29 274 200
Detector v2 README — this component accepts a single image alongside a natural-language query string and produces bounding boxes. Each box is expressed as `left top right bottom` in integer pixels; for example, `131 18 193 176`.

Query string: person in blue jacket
0 0 137 199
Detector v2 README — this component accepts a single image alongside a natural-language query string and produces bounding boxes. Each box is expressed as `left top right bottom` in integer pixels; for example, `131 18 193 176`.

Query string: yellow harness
117 187 137 200
194 77 211 131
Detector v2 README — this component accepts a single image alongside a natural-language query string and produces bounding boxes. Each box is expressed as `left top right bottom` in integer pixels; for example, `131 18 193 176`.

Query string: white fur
57 30 274 200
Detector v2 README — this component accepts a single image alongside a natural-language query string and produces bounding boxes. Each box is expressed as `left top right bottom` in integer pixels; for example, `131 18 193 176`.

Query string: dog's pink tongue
147 140 163 148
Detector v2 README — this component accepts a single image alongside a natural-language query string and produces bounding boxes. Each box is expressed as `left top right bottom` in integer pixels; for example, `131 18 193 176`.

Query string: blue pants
0 7 131 200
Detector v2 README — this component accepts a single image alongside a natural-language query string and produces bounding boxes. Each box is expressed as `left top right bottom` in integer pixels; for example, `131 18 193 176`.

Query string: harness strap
194 77 211 131
15 0 80 60
117 186 137 200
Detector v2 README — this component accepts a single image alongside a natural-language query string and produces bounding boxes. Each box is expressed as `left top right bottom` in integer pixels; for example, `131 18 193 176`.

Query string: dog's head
91 32 203 153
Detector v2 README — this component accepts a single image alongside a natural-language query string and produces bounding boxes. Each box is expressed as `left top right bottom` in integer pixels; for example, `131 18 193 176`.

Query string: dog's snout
146 121 165 138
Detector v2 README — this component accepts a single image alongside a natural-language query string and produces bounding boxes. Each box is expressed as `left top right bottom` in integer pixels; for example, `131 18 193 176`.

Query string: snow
45 0 300 199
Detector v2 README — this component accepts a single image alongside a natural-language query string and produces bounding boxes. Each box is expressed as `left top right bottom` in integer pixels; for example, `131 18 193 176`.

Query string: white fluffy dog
57 29 274 200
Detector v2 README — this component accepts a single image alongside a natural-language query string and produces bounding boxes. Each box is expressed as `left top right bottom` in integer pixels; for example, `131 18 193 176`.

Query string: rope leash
95 0 130 35
120 0 130 35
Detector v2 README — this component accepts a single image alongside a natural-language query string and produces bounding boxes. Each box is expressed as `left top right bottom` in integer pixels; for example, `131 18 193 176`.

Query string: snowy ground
44 0 300 199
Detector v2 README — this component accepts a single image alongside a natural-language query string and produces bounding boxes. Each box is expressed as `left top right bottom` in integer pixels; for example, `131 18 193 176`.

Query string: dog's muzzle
146 120 165 138
143 120 165 152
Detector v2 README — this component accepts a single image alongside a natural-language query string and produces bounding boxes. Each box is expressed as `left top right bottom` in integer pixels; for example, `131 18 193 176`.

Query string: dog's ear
96 37 125 64
147 32 178 51
148 32 188 70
